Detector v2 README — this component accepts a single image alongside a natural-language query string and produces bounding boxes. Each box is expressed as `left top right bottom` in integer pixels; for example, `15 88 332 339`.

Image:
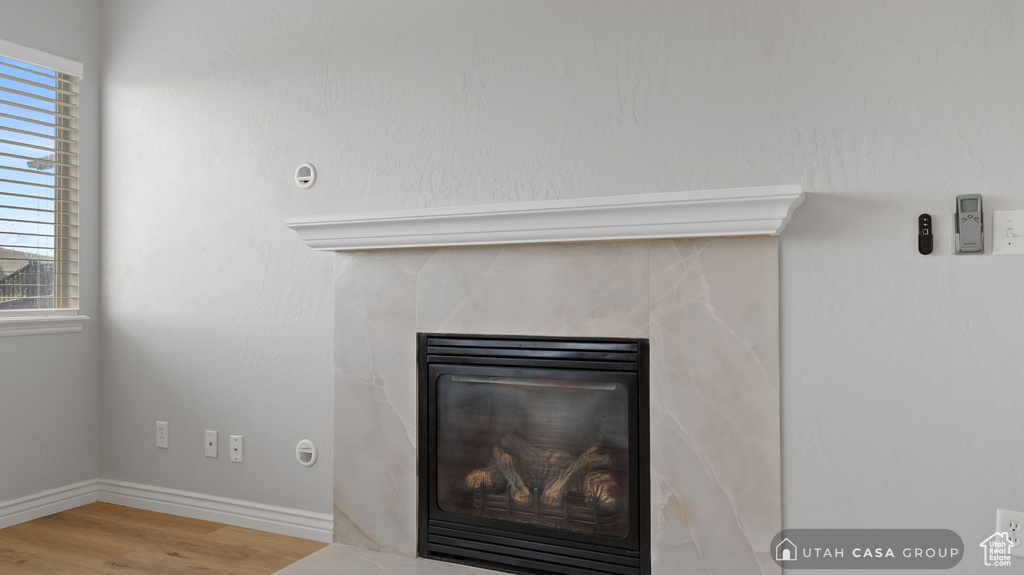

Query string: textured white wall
0 0 100 503
99 0 1024 560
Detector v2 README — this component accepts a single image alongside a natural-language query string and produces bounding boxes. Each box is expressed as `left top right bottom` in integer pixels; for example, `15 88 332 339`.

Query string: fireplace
288 186 800 574
417 333 651 575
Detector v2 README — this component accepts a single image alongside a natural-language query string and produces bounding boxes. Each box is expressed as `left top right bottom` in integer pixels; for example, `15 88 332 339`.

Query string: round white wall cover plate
295 439 317 466
295 164 316 189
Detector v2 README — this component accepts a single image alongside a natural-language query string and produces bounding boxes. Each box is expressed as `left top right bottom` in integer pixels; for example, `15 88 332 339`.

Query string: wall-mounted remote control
918 214 933 255
955 194 983 254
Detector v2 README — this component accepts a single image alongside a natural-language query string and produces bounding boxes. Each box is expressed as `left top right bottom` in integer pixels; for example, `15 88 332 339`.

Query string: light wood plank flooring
0 502 327 575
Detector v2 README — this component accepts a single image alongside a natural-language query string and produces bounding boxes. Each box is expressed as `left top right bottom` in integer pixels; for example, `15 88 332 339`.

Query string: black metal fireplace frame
417 333 651 575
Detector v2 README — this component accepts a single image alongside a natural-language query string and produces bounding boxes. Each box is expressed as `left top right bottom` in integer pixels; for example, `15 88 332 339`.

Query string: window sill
0 314 89 337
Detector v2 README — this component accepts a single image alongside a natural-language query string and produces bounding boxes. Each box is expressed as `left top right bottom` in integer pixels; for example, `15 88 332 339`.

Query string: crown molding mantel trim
285 185 804 252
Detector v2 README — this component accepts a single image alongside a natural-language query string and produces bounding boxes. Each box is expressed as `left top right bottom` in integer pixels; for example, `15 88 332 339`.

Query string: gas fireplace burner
418 333 650 575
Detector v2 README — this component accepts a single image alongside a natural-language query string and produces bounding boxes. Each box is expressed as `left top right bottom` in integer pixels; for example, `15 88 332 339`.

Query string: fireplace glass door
419 334 650 575
437 370 631 537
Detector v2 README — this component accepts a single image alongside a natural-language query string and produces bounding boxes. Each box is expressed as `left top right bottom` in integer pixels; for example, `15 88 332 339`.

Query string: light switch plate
993 211 1024 255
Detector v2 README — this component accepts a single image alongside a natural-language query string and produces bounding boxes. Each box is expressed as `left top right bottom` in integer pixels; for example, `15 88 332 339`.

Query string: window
0 39 83 333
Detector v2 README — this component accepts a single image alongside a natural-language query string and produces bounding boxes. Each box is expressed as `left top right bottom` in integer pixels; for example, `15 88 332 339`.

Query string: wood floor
0 503 327 575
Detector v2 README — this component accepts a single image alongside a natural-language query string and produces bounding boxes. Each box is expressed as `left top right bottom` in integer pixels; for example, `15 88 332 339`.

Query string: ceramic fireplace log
499 434 575 486
467 437 616 509
583 471 620 513
542 444 613 505
465 462 507 493
491 445 534 506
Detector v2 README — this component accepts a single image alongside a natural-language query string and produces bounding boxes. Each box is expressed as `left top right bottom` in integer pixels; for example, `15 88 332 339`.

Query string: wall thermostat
295 164 316 189
954 194 983 254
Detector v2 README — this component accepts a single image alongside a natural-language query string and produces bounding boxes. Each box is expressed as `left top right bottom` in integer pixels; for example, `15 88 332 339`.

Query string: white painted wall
99 0 1024 561
98 1 335 514
0 0 101 503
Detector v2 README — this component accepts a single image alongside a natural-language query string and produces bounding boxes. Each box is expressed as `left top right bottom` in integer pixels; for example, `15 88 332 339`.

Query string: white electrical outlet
205 430 218 458
156 421 168 449
230 435 243 462
996 509 1024 556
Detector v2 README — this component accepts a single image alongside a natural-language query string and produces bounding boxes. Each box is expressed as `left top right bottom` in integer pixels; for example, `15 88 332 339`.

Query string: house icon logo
776 537 798 562
980 532 1014 567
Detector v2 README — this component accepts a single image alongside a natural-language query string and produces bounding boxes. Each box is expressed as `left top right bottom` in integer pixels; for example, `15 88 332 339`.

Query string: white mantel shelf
285 185 804 251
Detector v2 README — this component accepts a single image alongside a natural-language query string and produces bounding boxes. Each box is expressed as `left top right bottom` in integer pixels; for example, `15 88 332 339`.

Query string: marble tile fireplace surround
286 185 803 575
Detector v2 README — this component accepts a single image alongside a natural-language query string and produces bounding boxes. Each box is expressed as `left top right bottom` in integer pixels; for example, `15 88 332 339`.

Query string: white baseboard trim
0 478 332 543
97 479 333 542
0 479 100 530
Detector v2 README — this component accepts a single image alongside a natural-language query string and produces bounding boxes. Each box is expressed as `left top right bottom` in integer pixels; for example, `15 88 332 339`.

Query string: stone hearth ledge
285 185 803 251
274 543 500 575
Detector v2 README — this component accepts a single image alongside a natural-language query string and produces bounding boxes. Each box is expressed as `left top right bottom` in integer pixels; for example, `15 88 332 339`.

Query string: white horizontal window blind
0 41 80 313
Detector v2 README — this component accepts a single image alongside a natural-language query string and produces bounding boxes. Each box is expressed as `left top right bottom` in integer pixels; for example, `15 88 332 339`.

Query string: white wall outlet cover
996 508 1024 557
205 430 218 458
295 164 316 189
156 421 168 449
993 211 1024 255
230 435 243 462
296 439 317 467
